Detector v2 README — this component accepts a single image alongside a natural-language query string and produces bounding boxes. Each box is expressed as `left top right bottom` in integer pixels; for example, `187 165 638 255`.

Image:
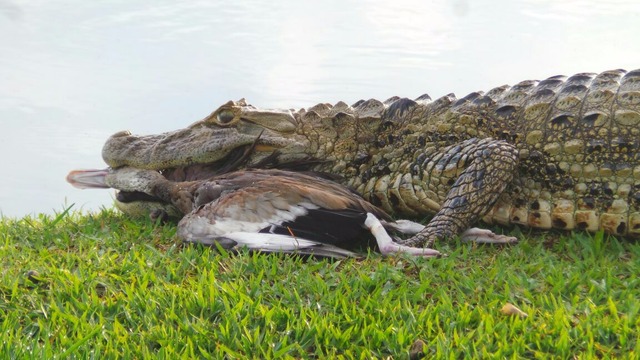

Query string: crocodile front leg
400 138 519 247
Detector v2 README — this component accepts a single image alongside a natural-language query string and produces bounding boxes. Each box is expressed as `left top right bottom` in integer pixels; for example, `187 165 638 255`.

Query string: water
1 0 638 217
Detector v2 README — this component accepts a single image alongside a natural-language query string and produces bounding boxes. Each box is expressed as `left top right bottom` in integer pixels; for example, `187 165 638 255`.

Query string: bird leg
381 219 425 235
365 213 441 257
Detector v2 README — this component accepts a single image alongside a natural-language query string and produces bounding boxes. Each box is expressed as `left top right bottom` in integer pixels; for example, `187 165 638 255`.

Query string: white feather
217 232 326 251
178 203 319 241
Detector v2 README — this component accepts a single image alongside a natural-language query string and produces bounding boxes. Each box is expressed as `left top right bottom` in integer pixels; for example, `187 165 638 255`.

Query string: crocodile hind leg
399 138 519 247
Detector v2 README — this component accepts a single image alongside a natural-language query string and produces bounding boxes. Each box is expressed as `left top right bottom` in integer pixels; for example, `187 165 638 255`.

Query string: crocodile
75 68 640 248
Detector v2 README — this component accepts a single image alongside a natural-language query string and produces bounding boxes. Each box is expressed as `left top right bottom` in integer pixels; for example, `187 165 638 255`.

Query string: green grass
1 207 638 359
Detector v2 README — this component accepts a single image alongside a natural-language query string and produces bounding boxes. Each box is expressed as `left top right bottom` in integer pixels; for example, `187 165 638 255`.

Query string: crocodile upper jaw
101 99 307 174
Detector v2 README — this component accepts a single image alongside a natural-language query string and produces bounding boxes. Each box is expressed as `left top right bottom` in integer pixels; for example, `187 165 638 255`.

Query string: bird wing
176 170 393 255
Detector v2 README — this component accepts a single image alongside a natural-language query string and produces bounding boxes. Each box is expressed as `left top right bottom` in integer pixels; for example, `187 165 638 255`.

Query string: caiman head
68 99 320 218
103 99 316 177
68 97 388 218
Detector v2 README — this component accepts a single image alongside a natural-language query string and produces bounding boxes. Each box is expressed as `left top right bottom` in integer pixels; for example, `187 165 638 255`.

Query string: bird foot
366 213 440 257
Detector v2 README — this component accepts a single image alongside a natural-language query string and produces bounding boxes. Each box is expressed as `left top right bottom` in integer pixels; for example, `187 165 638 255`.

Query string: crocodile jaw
102 127 277 170
101 99 308 172
70 99 314 218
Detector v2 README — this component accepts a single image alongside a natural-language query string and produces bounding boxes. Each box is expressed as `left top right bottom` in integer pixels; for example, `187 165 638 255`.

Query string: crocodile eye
217 110 236 124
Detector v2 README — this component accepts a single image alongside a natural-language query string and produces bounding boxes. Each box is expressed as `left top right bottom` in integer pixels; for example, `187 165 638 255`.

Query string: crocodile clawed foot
460 227 518 244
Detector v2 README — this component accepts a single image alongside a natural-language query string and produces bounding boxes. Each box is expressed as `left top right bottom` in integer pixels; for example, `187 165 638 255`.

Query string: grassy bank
1 208 638 358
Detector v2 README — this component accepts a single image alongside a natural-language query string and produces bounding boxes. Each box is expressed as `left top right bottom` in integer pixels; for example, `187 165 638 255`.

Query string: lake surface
1 0 639 218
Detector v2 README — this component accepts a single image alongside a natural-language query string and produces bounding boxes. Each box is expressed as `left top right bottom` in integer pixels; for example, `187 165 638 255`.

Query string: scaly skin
99 68 640 245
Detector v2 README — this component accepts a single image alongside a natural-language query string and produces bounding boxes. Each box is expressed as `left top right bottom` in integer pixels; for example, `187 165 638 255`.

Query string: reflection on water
0 0 638 217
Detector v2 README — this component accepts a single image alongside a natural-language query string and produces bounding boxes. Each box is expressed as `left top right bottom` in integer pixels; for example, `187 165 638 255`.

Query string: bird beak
66 169 111 189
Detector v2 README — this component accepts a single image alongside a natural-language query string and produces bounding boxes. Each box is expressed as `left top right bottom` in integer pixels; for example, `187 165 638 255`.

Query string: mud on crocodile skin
99 68 640 245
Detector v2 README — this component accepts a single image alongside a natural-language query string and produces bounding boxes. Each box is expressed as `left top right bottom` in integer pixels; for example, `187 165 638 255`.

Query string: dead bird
68 168 443 258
